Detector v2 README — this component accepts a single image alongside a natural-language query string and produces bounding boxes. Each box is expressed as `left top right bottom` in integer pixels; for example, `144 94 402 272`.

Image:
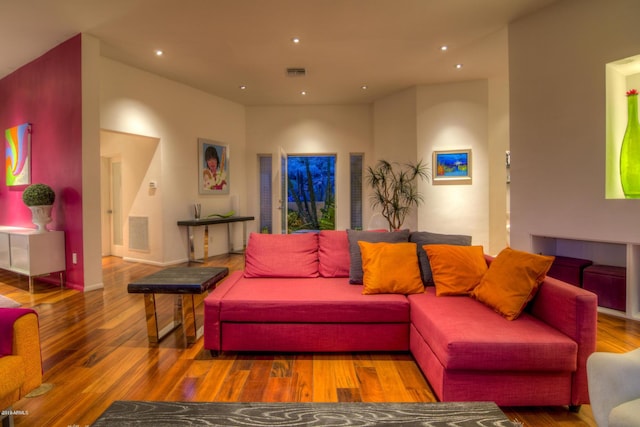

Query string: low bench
583 265 627 312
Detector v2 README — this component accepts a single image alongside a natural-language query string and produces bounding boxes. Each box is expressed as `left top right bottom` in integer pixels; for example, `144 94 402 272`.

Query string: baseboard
82 282 104 292
122 256 187 267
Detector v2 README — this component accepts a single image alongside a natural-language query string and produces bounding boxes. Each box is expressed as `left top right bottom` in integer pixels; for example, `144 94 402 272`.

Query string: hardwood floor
1 254 639 427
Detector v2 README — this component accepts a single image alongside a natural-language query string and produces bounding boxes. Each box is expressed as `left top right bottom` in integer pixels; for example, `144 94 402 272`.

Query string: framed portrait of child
198 138 229 194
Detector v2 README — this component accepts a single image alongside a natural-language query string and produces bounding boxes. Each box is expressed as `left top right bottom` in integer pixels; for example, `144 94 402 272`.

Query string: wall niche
531 234 640 320
606 54 640 199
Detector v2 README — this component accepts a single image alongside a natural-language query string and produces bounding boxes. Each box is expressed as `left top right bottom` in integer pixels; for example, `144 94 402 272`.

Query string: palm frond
365 159 430 230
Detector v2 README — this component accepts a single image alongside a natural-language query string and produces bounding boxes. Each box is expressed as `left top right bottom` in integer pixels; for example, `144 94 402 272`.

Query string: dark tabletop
127 267 229 294
177 216 254 226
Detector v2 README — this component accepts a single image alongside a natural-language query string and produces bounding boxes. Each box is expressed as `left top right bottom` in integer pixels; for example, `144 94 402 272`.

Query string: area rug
25 383 54 397
0 295 21 308
91 401 517 426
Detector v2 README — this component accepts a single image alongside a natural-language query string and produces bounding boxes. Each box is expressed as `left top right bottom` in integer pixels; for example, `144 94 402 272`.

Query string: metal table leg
181 295 197 344
144 293 182 343
187 224 206 263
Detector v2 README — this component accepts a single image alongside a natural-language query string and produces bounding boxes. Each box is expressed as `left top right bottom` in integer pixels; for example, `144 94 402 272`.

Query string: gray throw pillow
347 229 410 284
410 231 472 285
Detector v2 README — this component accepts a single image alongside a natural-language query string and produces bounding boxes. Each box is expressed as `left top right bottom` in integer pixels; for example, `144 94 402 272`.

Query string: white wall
372 88 420 230
416 81 491 249
373 88 418 163
100 57 246 264
94 43 507 262
82 34 104 290
509 0 640 249
245 105 373 231
487 76 510 254
369 79 509 251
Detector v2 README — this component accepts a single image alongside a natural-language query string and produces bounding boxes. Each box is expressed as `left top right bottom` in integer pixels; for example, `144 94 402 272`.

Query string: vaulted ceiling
0 0 558 105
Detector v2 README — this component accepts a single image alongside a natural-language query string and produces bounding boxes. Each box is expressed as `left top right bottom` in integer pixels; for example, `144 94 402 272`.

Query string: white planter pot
29 205 52 233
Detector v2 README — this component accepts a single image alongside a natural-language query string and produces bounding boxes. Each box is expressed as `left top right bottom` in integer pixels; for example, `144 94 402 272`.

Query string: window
258 153 344 233
258 155 272 233
350 153 363 230
287 155 336 232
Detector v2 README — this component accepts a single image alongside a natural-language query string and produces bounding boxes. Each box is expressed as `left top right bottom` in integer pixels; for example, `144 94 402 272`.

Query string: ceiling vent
286 67 306 77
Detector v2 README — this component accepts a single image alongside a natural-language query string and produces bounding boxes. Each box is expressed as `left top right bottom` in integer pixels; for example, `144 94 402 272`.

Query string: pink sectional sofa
203 230 597 410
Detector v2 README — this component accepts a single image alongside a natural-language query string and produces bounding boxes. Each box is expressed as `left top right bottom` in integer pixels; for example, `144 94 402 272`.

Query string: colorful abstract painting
5 123 31 186
432 149 472 184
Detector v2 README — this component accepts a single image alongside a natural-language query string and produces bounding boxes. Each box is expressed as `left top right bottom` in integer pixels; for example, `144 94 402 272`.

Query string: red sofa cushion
318 230 350 277
409 288 577 371
244 232 319 278
219 276 409 323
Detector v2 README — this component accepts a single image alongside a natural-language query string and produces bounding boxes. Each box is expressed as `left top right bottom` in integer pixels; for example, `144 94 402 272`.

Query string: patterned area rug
92 401 517 426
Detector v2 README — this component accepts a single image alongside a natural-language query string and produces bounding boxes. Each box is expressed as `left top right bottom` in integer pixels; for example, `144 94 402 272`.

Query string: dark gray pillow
347 229 410 284
410 231 472 285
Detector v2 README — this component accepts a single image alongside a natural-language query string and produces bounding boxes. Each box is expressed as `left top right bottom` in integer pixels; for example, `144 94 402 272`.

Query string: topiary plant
22 183 55 206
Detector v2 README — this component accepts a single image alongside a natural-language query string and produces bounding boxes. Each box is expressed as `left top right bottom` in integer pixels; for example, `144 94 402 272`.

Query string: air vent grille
286 68 306 77
129 216 149 252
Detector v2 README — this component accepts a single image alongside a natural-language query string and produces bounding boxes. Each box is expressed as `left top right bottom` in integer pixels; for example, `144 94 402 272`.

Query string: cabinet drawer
9 234 30 271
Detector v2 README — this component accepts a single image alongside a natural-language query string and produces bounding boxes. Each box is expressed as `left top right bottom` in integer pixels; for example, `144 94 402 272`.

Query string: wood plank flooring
1 254 639 427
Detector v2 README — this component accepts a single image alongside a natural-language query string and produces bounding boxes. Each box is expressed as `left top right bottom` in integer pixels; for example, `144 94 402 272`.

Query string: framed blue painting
432 149 472 184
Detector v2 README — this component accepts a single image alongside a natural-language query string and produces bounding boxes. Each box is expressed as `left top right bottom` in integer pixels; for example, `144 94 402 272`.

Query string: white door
110 158 124 257
100 157 110 256
272 147 288 234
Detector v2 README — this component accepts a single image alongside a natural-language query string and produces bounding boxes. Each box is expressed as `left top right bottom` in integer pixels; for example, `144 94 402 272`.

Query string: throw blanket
0 308 37 356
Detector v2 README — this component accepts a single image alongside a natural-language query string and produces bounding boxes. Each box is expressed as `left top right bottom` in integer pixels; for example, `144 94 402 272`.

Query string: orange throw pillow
359 241 424 295
424 245 488 296
471 247 554 320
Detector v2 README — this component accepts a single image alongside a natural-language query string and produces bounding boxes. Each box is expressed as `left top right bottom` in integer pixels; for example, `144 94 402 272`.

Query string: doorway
100 156 123 257
100 130 159 257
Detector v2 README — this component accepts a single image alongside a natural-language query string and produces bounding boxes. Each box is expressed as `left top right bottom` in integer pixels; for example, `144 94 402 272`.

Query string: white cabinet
0 232 10 269
0 226 66 292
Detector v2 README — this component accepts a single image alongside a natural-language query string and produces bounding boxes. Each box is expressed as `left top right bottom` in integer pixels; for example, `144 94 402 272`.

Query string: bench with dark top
128 267 228 344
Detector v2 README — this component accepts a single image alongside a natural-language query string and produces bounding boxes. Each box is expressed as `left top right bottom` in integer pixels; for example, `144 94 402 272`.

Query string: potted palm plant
366 160 429 230
22 183 55 232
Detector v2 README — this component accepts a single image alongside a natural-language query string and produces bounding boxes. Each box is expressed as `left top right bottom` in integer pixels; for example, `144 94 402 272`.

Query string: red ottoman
582 265 626 311
547 256 593 287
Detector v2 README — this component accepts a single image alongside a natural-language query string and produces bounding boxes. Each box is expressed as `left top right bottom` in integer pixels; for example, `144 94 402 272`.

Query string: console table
0 226 66 293
177 216 254 263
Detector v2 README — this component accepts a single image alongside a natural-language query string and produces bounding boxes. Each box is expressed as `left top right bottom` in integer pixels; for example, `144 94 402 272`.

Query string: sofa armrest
0 309 42 400
529 276 598 406
203 270 244 351
13 312 42 396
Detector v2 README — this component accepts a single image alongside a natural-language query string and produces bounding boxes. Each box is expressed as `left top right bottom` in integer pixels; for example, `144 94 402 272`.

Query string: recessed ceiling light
455 63 463 69
301 90 307 96
155 50 164 57
440 46 448 51
292 37 301 44
361 85 368 90
239 85 247 90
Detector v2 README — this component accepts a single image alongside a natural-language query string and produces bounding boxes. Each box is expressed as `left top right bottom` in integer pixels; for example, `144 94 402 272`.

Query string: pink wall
0 35 84 289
